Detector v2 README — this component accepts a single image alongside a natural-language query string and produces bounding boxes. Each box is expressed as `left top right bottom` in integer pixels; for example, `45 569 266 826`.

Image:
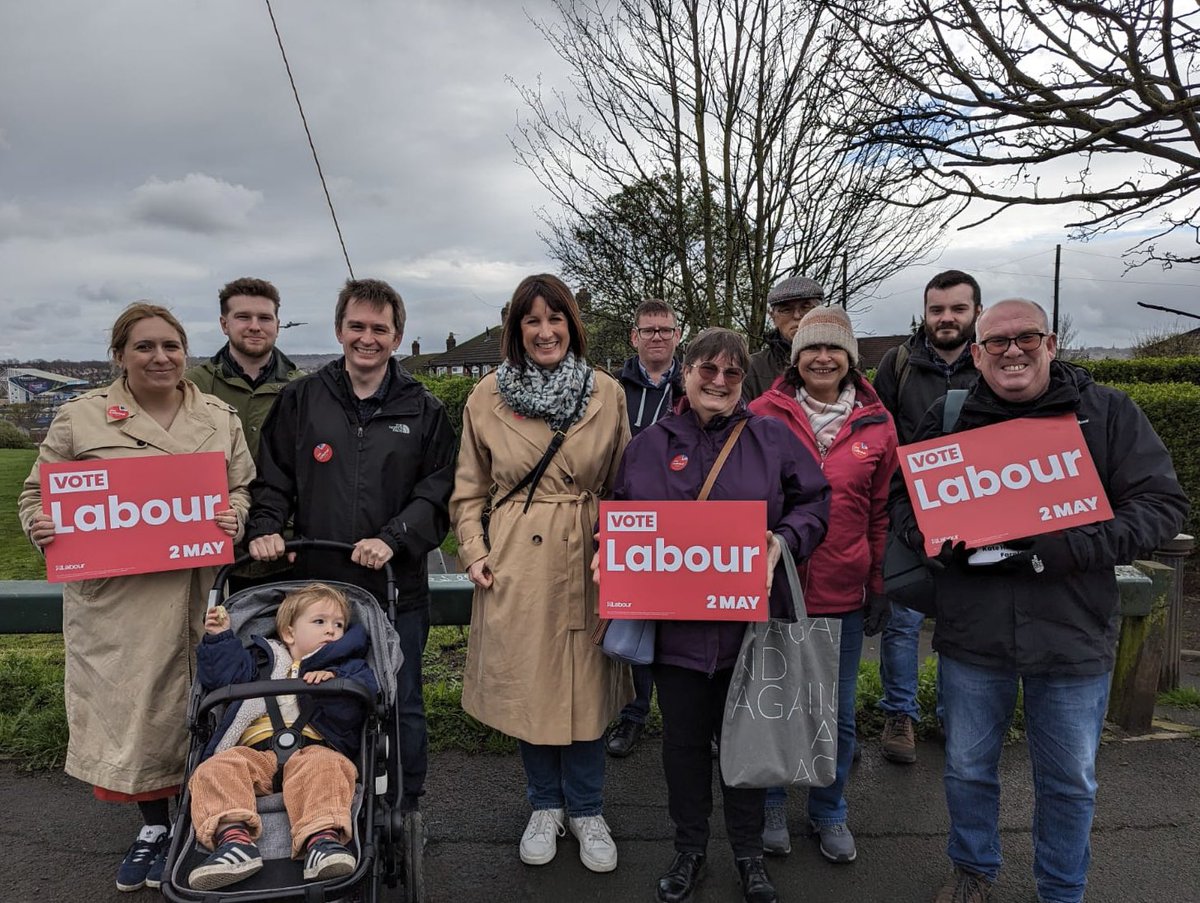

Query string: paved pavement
7 636 1200 902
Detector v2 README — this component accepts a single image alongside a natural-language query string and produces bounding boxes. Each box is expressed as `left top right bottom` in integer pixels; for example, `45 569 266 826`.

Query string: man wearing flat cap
743 275 825 401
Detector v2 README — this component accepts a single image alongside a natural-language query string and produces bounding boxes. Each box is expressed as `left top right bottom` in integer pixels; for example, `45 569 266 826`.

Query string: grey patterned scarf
496 351 593 432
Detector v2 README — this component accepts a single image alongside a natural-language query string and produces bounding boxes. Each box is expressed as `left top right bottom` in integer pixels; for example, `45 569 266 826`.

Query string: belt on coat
516 489 599 631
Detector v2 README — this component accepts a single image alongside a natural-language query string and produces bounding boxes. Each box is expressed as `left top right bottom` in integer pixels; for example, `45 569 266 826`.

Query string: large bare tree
512 0 944 347
837 0 1200 267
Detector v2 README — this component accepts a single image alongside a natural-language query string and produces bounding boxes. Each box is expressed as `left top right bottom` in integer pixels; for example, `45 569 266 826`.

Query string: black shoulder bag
482 380 590 542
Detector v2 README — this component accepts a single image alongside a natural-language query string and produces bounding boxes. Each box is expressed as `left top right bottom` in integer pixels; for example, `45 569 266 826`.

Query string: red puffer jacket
750 373 898 614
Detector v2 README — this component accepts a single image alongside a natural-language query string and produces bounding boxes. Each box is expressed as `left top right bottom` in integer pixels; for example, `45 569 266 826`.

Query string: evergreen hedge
1112 381 1200 535
1081 356 1200 386
414 374 475 439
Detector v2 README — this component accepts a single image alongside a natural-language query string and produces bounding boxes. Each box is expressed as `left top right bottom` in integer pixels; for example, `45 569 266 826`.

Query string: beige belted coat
17 378 254 794
451 370 632 745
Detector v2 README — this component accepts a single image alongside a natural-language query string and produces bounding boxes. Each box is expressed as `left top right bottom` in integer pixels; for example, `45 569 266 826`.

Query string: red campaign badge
669 454 688 471
313 443 333 463
852 441 869 459
107 404 129 421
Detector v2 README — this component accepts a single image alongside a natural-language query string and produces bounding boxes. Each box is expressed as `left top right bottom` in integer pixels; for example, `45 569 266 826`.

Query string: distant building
857 335 911 371
401 308 507 378
3 367 91 438
5 367 90 405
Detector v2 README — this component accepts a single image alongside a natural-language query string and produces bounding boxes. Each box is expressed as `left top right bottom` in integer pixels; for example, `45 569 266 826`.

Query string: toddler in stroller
187 581 378 891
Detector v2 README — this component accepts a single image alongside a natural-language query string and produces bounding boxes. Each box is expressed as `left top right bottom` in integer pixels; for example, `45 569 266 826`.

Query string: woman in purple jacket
605 328 830 903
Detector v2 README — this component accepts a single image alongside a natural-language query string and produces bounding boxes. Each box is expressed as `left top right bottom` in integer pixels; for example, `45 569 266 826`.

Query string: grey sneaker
762 805 791 856
814 822 856 863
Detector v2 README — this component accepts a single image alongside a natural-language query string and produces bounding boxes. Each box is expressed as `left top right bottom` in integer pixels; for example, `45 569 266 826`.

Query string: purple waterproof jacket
609 403 830 674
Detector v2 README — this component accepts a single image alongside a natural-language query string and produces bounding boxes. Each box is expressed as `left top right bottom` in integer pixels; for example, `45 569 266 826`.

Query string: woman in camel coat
451 274 631 875
18 302 253 892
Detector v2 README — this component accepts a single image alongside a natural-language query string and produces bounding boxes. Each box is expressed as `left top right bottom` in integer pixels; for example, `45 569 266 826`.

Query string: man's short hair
634 298 676 324
219 277 281 315
335 278 406 335
275 582 351 637
924 270 981 307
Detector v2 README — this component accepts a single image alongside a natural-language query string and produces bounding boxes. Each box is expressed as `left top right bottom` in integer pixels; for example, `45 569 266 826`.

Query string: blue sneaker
144 843 168 889
188 840 263 891
303 838 356 881
116 827 167 892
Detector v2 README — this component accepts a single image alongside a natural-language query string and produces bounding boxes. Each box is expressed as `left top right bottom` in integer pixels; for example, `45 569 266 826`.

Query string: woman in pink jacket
748 306 898 866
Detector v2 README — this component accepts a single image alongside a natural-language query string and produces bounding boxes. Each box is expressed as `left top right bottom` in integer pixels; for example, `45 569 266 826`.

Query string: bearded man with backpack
871 269 982 765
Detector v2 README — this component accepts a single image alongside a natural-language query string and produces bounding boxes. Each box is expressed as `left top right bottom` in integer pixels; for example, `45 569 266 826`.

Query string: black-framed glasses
692 362 745 384
635 326 680 339
979 332 1047 355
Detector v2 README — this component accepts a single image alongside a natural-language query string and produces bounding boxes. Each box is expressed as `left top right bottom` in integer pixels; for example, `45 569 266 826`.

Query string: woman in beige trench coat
17 302 253 892
451 274 632 875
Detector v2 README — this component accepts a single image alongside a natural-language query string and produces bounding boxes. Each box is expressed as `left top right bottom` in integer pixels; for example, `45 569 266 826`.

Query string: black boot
656 851 705 903
735 856 778 903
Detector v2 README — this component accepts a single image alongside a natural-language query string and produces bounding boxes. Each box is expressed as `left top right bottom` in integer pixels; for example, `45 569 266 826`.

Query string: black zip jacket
247 358 457 611
873 331 978 444
887 361 1188 675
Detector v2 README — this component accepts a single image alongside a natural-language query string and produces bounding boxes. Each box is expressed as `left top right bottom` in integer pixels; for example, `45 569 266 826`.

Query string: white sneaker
568 814 618 873
519 808 565 865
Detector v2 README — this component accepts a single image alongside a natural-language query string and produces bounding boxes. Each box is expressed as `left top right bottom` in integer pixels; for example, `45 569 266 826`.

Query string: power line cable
264 0 354 279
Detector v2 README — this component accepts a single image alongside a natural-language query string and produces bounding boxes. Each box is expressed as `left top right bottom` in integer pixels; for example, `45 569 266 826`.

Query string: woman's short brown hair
501 274 587 367
109 301 189 361
682 327 750 371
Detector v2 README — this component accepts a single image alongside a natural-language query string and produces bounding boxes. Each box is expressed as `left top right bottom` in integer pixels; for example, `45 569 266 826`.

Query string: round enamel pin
670 454 688 471
107 404 129 421
852 441 869 459
313 443 333 463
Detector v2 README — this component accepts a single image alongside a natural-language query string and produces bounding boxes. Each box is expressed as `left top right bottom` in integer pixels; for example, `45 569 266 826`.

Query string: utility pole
841 253 849 309
1052 243 1061 333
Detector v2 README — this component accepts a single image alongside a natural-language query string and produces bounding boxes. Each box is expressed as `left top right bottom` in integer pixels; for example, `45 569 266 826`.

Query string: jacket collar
103 377 220 453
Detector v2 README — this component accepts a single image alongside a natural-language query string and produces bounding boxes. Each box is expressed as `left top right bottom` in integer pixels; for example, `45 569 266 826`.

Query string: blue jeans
878 601 924 720
765 609 863 827
395 606 430 813
941 657 1110 903
519 738 606 818
619 664 653 723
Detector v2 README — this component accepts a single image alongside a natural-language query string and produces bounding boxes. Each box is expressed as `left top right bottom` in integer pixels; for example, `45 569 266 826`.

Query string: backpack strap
942 388 968 434
894 343 912 398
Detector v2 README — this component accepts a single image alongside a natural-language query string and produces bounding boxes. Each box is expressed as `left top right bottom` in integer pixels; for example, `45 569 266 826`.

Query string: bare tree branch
512 0 946 347
835 0 1200 266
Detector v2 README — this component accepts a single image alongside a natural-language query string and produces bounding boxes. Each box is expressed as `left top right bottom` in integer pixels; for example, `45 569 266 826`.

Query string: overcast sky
3 1 1198 363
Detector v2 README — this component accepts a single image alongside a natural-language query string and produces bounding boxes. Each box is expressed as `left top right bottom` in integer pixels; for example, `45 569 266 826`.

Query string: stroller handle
208 539 397 607
196 676 377 719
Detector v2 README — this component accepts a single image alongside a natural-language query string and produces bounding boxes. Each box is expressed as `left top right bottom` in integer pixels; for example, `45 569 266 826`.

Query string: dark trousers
393 606 430 813
653 662 765 858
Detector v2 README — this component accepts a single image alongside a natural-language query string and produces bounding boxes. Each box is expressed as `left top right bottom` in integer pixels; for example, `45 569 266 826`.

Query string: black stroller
161 540 426 903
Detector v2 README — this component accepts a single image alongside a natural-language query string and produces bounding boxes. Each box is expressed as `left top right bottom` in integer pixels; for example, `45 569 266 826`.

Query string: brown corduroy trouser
189 744 358 858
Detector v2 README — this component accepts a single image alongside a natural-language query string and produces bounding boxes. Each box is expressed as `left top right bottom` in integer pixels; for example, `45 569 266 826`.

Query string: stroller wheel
403 810 425 903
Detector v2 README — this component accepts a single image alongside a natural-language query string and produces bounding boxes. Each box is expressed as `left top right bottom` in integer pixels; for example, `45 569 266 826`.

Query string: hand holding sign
29 512 56 548
213 508 238 537
764 531 781 594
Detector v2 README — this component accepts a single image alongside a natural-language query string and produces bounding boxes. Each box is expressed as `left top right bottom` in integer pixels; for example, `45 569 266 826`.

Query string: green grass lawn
0 449 42 580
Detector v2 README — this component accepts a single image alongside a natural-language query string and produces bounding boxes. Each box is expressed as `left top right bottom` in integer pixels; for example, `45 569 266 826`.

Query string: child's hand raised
205 606 229 635
302 669 336 684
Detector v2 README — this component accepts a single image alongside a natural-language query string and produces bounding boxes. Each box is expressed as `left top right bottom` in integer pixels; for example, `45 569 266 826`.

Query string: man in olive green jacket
185 277 302 460
186 277 301 588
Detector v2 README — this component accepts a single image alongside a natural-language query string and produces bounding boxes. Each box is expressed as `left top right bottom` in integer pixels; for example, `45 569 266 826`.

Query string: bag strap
942 388 968 433
496 379 592 515
697 419 747 502
776 541 808 620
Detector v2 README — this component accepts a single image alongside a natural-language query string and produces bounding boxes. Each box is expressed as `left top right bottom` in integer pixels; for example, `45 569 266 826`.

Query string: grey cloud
128 174 263 234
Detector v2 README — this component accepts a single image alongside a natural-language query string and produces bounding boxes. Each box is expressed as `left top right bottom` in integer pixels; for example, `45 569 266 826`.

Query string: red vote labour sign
897 414 1113 557
599 500 768 621
40 452 235 582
